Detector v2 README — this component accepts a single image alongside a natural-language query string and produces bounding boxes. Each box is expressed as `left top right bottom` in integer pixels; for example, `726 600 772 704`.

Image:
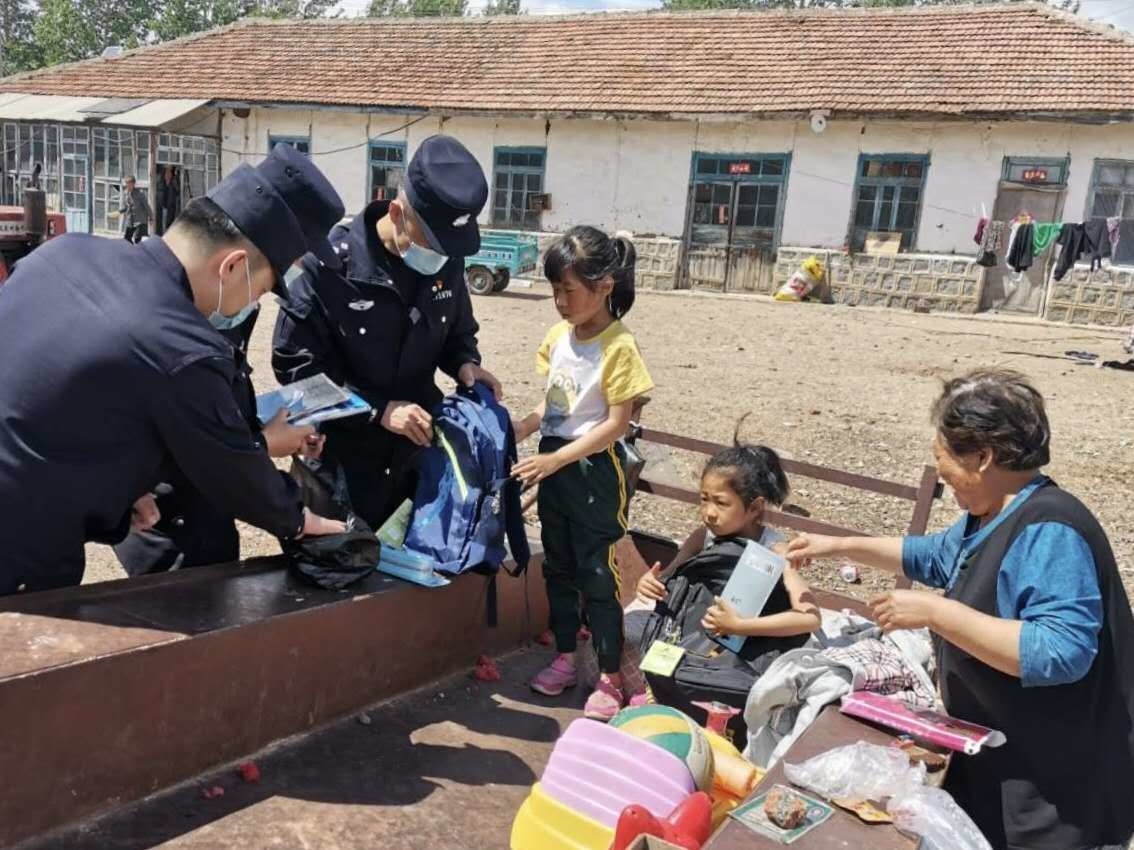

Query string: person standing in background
120 175 153 244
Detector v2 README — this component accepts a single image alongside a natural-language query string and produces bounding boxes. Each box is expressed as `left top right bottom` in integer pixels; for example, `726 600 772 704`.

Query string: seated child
627 442 821 738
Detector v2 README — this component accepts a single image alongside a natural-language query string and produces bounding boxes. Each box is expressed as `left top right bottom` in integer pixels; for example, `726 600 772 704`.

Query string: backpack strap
500 415 531 578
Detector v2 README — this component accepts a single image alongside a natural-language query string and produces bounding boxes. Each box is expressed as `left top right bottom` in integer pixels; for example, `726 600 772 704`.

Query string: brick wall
532 232 683 291
776 247 985 313
1043 264 1134 328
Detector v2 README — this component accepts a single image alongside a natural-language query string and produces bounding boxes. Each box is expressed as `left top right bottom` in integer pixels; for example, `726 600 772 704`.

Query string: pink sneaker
627 690 653 708
584 677 625 721
531 656 577 696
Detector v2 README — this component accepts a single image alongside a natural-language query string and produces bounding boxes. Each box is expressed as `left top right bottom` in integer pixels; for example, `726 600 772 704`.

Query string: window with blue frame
850 154 928 251
368 141 405 201
268 134 310 156
492 147 545 230
1086 159 1134 266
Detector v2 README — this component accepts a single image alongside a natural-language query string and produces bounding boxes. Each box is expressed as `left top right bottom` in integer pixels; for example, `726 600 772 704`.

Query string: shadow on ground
37 648 585 850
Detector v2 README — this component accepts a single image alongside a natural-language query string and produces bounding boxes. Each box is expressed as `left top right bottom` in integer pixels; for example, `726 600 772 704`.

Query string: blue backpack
403 382 530 584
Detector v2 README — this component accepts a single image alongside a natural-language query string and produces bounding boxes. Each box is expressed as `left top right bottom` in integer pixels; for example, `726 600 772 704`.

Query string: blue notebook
711 539 786 653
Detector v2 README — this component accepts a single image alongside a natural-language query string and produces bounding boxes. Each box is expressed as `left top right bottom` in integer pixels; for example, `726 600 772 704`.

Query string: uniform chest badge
348 299 375 311
431 280 453 302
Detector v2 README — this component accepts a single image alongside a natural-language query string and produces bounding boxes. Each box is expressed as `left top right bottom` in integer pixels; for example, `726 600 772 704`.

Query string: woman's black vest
938 482 1134 849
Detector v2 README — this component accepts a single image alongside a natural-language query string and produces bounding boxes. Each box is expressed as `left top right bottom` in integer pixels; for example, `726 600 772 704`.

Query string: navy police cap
207 143 345 299
402 135 488 259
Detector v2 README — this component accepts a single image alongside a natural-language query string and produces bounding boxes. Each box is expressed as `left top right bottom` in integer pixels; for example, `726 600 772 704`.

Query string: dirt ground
83 284 1134 602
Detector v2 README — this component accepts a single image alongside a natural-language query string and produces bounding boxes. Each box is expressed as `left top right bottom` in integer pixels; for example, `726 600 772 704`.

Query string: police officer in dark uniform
112 304 318 575
0 144 348 596
272 135 502 529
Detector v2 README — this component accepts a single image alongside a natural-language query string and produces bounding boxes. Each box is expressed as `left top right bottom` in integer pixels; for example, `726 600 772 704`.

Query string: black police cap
208 143 345 300
402 135 488 259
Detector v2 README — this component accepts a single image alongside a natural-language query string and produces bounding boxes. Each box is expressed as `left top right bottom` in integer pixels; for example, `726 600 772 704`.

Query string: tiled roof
3 4 1134 117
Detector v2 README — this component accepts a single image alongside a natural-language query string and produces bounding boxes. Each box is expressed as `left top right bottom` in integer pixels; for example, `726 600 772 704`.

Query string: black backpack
638 537 807 743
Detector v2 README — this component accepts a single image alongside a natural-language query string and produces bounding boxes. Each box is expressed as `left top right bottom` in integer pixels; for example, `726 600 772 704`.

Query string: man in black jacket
0 144 347 595
273 135 501 528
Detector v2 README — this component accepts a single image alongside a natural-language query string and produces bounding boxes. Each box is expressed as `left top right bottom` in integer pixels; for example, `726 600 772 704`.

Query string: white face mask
395 205 448 275
208 256 257 331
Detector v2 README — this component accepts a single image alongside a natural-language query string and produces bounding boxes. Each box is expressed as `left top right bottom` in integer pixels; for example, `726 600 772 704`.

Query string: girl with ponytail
512 225 653 721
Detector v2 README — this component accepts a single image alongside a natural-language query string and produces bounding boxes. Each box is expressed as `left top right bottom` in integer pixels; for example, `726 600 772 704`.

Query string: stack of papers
256 374 371 427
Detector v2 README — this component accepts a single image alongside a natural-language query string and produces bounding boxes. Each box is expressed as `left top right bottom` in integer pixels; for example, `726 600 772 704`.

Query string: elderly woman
788 369 1133 850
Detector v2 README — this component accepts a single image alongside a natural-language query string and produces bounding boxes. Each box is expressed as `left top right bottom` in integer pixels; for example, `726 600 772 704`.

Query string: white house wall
222 107 1134 254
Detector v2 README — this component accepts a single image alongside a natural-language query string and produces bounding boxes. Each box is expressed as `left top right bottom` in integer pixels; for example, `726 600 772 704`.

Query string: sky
334 0 1134 31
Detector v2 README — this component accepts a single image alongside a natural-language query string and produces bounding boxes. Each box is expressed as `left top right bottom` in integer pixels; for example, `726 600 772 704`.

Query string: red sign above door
1022 168 1048 183
728 162 752 175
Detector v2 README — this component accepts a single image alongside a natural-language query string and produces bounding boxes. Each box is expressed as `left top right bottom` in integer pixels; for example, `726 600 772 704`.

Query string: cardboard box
865 231 902 254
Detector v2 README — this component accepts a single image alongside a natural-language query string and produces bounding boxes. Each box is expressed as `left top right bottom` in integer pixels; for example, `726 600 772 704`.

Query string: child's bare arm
513 400 546 442
702 568 821 638
783 566 822 626
513 400 634 486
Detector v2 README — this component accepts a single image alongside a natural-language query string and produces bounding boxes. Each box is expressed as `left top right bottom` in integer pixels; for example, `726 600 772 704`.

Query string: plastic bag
784 743 990 850
889 784 991 850
783 741 924 801
774 256 825 302
284 516 380 590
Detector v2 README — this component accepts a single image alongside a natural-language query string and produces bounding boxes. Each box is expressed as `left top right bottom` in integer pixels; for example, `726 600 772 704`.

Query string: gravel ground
83 284 1134 605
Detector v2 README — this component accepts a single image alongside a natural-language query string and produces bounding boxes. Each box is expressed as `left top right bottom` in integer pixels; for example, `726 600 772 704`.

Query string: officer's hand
381 401 433 447
261 409 317 458
458 362 503 401
300 433 326 460
130 494 161 533
301 508 348 537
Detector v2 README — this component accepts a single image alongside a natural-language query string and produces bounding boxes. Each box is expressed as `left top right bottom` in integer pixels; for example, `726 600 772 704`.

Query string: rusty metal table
705 706 921 850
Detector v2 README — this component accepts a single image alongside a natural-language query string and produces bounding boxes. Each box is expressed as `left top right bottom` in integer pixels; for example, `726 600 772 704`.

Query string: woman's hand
870 589 940 633
784 533 842 568
702 597 743 636
512 453 563 487
636 562 667 603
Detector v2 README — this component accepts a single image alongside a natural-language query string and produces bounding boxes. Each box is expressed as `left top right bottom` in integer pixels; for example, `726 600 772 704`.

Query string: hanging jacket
1054 223 1088 282
1007 222 1035 272
1083 219 1111 271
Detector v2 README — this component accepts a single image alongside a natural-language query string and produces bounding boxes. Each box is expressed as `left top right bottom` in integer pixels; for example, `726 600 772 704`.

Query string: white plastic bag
783 741 924 801
889 784 992 850
784 743 990 850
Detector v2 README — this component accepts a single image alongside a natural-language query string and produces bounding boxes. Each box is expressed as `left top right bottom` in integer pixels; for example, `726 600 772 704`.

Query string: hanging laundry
1054 223 1087 282
1032 222 1062 255
1107 217 1122 257
976 220 1006 267
1008 222 1035 272
974 216 989 246
1083 219 1111 270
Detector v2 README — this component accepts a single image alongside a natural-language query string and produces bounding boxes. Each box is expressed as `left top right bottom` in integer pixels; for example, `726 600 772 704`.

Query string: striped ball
609 705 715 791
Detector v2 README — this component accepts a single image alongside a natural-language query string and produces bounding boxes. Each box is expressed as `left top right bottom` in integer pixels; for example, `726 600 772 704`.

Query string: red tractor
0 189 66 286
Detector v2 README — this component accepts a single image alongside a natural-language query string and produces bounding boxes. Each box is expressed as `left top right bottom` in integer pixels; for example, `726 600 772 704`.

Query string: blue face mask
208 256 257 331
395 207 448 275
